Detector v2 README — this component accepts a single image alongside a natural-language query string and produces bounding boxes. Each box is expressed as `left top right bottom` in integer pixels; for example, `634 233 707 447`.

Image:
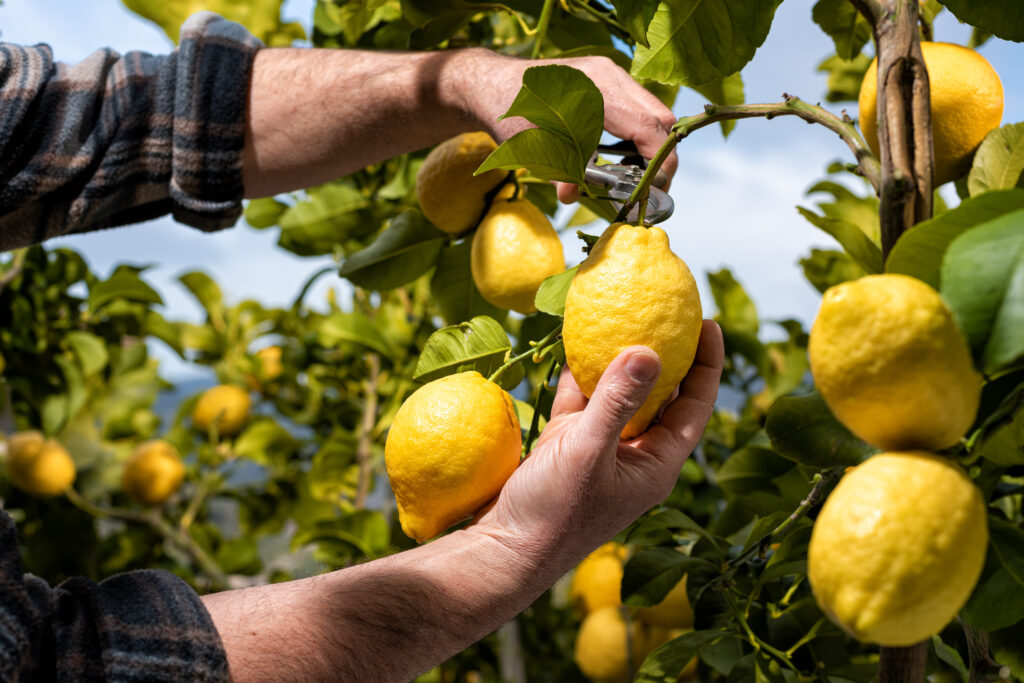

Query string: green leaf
123 0 305 45
989 619 1024 677
477 65 604 185
65 332 108 377
962 517 1024 631
715 446 794 496
817 53 871 103
941 209 1024 372
244 198 288 229
622 549 710 607
968 122 1024 197
797 206 883 274
799 248 867 294
690 72 744 137
178 271 224 324
54 354 86 422
812 0 872 60
936 0 1024 42
807 180 880 243
308 432 358 505
930 635 969 680
414 316 513 384
978 383 1024 466
430 240 508 326
887 189 1024 289
635 630 729 683
216 537 262 575
277 183 373 257
88 269 162 311
41 393 69 436
534 266 578 317
630 0 782 87
611 0 660 47
708 268 758 335
338 211 446 290
317 312 393 356
765 392 877 468
626 509 727 554
233 419 301 467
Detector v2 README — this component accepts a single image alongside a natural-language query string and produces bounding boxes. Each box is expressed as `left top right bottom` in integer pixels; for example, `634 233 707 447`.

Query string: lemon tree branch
615 97 882 224
530 0 556 59
355 353 381 509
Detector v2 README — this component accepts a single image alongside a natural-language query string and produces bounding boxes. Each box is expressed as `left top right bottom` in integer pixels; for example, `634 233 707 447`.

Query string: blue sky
2 1 1021 379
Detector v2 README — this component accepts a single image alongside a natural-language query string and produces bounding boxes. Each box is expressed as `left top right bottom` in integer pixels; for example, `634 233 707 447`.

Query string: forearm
202 527 574 682
243 47 485 198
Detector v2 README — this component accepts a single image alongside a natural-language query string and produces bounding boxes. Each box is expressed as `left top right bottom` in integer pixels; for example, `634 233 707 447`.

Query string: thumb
580 347 661 444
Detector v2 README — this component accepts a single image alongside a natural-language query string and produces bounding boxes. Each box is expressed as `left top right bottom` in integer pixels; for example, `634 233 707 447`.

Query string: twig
66 486 229 591
524 358 559 455
488 324 562 384
530 0 556 59
615 97 882 224
960 619 1002 683
355 353 381 509
720 468 841 579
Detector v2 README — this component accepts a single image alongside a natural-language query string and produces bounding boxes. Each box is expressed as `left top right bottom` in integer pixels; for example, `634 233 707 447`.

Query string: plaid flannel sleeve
0 12 263 251
0 510 229 682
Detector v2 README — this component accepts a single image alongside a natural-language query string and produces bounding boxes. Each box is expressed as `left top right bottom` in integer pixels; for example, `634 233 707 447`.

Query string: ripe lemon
471 198 566 314
563 223 703 438
192 385 251 437
256 346 284 381
637 575 693 629
859 42 1003 186
809 274 981 451
575 606 652 683
385 371 521 542
417 132 506 234
122 439 186 505
808 451 988 646
5 431 75 497
570 542 629 615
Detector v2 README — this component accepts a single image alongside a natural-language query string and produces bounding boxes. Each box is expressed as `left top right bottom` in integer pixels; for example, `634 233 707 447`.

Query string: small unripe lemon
808 451 987 646
417 132 506 234
809 274 981 451
570 542 629 615
122 440 186 505
385 372 521 542
859 42 1003 185
563 223 703 438
471 198 566 314
192 385 251 437
256 346 284 381
6 431 76 497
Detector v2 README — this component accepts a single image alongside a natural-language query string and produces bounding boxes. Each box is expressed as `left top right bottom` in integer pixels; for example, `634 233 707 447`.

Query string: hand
473 320 724 563
442 49 679 203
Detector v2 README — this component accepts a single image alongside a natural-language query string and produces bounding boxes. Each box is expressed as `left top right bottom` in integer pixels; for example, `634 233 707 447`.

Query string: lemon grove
1 0 1024 682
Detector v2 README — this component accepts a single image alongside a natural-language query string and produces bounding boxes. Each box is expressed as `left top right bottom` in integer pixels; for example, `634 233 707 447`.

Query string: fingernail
625 352 659 383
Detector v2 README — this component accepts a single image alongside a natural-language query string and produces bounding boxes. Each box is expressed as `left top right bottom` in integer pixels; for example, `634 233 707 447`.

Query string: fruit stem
530 0 556 59
488 324 562 384
524 358 560 455
615 98 882 224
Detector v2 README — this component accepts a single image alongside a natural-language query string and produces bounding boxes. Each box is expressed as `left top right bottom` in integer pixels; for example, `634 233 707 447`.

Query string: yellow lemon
570 542 629 615
808 451 988 646
574 607 651 683
859 42 1003 185
809 274 981 451
122 440 186 505
385 371 521 542
471 198 566 314
192 385 251 437
637 575 693 629
563 223 703 438
6 431 75 497
417 132 506 234
256 345 284 381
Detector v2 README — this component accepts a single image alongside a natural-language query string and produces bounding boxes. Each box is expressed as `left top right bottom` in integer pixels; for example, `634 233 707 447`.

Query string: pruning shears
583 140 674 225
